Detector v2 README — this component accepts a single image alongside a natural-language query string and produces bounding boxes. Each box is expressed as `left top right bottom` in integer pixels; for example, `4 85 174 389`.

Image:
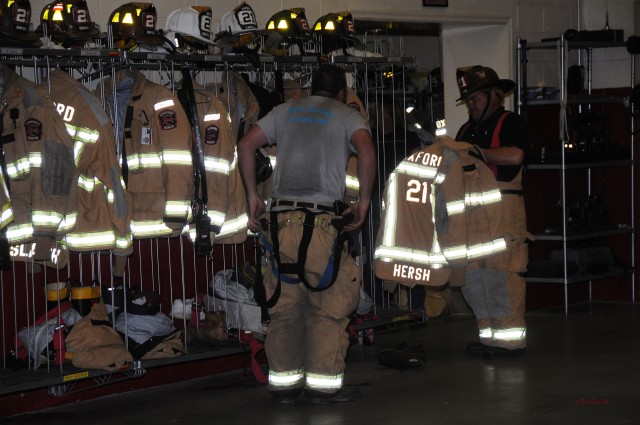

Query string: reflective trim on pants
464 269 527 349
479 326 526 344
305 372 343 391
493 327 526 342
269 369 305 389
479 327 492 339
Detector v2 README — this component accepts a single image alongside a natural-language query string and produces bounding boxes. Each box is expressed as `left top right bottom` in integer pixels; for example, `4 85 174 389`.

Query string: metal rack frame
516 35 636 315
0 47 418 396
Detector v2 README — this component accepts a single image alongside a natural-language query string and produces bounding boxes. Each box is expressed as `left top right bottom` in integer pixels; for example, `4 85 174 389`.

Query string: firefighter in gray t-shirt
238 65 375 404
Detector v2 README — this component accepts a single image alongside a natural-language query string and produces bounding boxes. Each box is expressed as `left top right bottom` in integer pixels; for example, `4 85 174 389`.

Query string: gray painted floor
5 302 639 425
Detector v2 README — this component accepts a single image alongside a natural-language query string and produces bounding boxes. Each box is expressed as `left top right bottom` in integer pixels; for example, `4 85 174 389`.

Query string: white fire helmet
165 6 215 48
215 2 264 53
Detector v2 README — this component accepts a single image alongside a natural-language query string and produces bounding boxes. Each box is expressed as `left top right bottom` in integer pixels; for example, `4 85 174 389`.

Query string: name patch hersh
393 263 431 282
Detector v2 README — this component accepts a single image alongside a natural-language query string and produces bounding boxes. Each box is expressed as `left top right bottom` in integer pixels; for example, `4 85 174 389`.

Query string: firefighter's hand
342 202 368 232
247 197 266 232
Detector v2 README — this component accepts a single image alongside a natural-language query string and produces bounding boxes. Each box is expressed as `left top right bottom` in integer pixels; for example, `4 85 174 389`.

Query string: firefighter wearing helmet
454 65 532 359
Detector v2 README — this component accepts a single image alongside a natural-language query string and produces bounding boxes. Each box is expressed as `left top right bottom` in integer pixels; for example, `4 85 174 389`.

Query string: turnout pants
261 210 361 395
462 181 529 350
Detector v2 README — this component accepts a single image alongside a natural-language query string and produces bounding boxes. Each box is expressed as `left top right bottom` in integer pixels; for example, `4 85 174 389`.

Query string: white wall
515 0 636 89
25 1 636 89
25 0 640 98
442 24 513 132
581 0 637 88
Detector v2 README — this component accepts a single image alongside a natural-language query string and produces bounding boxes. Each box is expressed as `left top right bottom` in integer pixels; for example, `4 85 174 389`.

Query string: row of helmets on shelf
0 0 361 55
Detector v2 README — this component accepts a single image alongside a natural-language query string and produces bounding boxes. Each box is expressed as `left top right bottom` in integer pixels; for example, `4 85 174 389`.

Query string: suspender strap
178 69 208 206
269 211 285 273
0 134 14 144
488 111 510 176
254 230 277 325
271 210 344 291
288 211 316 276
0 113 9 190
121 105 134 186
254 209 347 322
123 105 134 140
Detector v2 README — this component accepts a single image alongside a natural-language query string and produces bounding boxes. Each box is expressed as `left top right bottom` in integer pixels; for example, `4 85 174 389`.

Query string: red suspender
489 111 510 176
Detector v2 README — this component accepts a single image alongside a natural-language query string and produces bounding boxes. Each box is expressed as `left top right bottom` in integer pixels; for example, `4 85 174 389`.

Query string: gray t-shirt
257 95 370 203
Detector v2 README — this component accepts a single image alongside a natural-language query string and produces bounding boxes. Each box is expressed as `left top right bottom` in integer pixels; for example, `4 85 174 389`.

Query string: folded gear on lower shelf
205 269 267 335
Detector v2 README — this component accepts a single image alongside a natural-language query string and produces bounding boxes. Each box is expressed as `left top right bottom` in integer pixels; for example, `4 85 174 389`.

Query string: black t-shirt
455 107 528 182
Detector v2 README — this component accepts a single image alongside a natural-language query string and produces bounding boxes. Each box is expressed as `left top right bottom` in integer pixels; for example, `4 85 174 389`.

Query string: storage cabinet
516 35 636 314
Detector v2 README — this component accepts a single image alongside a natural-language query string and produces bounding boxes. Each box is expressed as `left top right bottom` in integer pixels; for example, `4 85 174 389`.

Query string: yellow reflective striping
268 370 305 386
479 328 492 339
446 200 465 215
6 223 34 242
57 213 78 233
492 328 527 341
305 372 343 390
77 175 96 191
1 206 14 228
465 189 502 206
65 123 99 144
6 158 31 178
442 245 468 261
32 211 63 226
467 239 507 259
345 175 359 189
161 150 193 165
65 231 117 247
164 201 191 217
130 220 173 237
374 245 448 266
203 157 231 174
396 162 438 179
154 99 175 110
208 210 226 226
217 213 248 237
381 173 398 248
116 236 133 250
203 113 221 121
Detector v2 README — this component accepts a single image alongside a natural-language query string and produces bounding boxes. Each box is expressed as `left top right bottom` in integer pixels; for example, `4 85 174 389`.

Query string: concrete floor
4 301 639 425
